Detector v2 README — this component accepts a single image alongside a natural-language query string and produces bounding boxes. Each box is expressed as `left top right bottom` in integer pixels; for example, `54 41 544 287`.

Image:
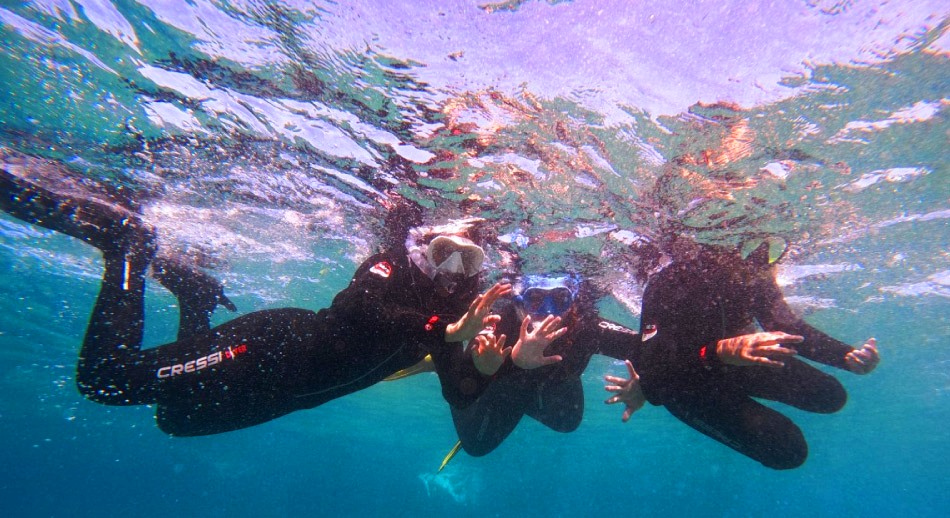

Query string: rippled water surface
1 1 948 516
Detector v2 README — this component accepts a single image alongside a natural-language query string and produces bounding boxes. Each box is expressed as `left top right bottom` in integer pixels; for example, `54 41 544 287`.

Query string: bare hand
845 337 879 374
510 314 567 369
471 332 511 376
604 360 645 422
445 282 512 343
716 331 801 368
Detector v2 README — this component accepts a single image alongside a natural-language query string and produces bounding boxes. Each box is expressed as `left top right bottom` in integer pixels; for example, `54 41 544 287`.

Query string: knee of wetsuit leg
459 440 495 458
156 411 199 437
76 376 127 405
76 365 142 406
764 444 807 470
815 381 848 414
761 428 808 470
548 409 582 433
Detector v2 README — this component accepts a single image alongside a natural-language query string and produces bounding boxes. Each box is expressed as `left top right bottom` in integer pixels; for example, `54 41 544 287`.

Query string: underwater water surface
1 1 948 516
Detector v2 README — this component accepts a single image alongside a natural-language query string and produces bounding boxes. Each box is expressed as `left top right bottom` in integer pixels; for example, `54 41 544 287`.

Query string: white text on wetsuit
156 344 248 379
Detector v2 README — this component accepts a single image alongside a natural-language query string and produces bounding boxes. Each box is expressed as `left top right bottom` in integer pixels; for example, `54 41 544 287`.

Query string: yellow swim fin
384 354 435 381
438 440 463 473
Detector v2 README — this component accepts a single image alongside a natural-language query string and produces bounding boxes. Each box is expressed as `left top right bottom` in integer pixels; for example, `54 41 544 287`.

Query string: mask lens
460 248 481 276
427 236 484 278
521 287 574 317
436 251 465 276
551 288 573 313
523 289 547 313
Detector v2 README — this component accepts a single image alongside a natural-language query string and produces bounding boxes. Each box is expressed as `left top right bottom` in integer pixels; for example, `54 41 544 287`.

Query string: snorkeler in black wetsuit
0 151 510 436
624 237 879 469
451 275 641 456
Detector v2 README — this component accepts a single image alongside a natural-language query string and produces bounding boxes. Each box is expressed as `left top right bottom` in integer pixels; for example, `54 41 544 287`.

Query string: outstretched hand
470 331 510 376
845 337 879 374
604 360 645 422
511 314 567 369
716 331 802 368
445 282 512 343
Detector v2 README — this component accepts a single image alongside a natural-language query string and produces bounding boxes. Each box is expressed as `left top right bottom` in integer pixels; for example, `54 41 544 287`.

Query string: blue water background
1 1 948 516
1 209 947 517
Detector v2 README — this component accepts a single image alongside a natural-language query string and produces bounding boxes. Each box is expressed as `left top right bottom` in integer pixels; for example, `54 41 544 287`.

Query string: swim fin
383 354 434 381
438 440 462 473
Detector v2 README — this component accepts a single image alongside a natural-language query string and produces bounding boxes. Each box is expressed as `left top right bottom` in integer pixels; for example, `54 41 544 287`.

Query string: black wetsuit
77 249 494 436
633 248 854 469
451 302 640 456
2 153 494 436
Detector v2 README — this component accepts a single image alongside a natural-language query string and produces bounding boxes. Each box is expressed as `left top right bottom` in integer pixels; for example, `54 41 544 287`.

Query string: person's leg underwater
151 256 237 340
1 152 318 437
451 376 529 456
0 154 234 406
662 384 809 470
524 376 584 433
736 357 848 414
0 153 160 405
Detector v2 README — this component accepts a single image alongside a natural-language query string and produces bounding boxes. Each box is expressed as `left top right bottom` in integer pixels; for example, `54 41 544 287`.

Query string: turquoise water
1 1 948 516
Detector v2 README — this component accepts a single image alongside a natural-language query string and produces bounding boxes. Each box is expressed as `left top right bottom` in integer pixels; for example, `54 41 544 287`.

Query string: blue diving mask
515 275 580 318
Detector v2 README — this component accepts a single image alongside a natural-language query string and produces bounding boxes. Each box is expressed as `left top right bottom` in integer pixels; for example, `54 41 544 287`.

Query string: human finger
756 334 803 347
539 315 561 333
622 407 634 422
768 332 804 343
483 314 502 327
754 345 798 358
491 282 513 298
466 294 485 315
752 356 786 368
846 352 867 367
539 354 562 366
546 327 568 341
476 284 504 311
471 337 485 355
519 315 531 338
482 283 510 307
625 360 639 380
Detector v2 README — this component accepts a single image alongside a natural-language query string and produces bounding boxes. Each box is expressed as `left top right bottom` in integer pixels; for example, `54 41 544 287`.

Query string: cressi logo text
156 344 248 379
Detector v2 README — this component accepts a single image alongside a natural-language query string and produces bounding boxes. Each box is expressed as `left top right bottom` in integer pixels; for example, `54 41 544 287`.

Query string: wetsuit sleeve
754 273 854 369
591 319 640 361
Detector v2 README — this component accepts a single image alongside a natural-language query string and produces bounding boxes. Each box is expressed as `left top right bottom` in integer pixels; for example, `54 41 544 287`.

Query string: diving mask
426 235 485 278
515 275 579 318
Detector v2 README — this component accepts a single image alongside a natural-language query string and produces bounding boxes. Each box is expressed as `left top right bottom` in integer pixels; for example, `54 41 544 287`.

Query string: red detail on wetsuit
699 345 708 359
370 261 393 278
642 324 658 341
424 315 439 331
